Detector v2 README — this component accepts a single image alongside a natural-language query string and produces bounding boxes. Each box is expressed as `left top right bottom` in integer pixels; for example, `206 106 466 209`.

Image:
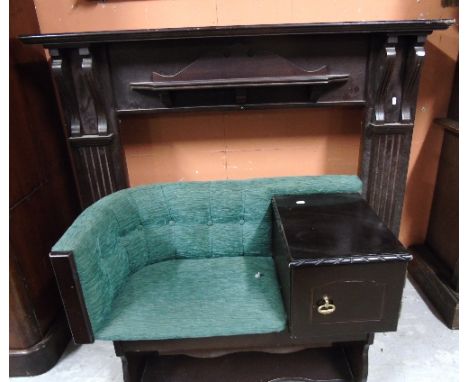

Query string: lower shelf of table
142 345 355 382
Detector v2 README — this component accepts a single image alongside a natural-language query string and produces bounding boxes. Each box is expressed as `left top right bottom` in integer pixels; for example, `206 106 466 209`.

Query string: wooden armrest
50 252 94 344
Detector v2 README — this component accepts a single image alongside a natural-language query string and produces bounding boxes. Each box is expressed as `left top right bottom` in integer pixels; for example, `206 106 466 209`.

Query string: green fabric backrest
52 175 362 334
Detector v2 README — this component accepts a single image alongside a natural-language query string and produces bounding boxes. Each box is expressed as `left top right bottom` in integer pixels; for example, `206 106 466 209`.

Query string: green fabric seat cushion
96 256 286 340
52 175 362 337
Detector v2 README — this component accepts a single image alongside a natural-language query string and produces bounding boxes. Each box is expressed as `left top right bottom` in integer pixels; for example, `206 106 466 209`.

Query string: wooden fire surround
21 20 453 382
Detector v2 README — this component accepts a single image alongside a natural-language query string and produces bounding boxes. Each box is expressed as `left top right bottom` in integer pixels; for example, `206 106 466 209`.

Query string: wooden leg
120 353 148 382
343 334 373 382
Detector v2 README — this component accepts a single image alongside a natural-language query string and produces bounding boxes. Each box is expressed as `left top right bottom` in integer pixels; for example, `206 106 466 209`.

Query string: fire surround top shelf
20 19 454 47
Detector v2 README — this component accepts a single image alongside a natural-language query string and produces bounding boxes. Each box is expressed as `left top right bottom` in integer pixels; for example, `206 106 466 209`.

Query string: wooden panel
366 128 413 232
360 35 427 235
10 176 68 339
291 262 407 338
9 247 42 349
9 0 79 372
9 63 43 206
311 280 386 324
109 35 367 113
447 61 458 121
141 347 354 382
49 47 129 208
426 129 458 273
49 253 94 344
114 331 369 355
409 245 459 329
405 64 458 330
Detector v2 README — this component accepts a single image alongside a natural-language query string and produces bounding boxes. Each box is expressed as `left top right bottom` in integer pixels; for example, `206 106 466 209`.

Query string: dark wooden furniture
272 193 411 339
9 0 79 376
21 20 453 236
408 61 459 328
140 346 367 382
20 19 453 381
269 193 411 381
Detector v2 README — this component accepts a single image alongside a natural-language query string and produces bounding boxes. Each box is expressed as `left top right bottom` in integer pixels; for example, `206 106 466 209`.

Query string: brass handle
317 295 336 315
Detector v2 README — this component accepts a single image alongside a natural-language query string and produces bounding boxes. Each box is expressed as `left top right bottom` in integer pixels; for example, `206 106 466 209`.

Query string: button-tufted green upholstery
52 175 362 340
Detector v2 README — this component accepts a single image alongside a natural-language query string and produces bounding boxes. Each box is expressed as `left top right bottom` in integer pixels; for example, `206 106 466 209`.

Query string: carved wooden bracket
50 49 81 137
79 48 108 136
401 36 426 121
374 36 398 123
372 35 426 126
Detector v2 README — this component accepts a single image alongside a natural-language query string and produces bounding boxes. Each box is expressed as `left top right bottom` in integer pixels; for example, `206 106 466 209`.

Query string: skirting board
9 313 71 377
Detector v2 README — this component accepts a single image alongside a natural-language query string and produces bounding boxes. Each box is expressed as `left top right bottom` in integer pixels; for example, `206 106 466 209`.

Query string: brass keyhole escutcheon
317 295 336 315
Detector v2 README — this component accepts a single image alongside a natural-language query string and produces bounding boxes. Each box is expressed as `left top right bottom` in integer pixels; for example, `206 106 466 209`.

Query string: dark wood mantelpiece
21 20 454 236
20 20 453 46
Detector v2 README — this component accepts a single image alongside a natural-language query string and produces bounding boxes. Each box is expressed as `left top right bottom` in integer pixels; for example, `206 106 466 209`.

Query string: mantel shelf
130 74 349 91
19 19 454 47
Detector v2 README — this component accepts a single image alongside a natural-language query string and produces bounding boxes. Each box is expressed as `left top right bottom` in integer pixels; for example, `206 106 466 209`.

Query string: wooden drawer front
311 280 386 324
289 262 407 339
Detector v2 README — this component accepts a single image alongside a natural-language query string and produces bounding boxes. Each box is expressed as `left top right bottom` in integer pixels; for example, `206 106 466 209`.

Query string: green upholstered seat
97 256 286 340
52 175 362 340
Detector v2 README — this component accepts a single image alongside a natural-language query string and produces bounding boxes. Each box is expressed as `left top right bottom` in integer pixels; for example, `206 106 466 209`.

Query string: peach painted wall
32 0 458 246
120 108 363 183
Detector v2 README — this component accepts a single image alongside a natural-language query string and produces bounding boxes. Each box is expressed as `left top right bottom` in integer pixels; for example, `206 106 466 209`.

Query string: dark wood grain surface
272 193 410 264
142 347 353 382
19 19 454 46
9 0 79 375
272 194 410 339
407 58 459 330
49 252 94 344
